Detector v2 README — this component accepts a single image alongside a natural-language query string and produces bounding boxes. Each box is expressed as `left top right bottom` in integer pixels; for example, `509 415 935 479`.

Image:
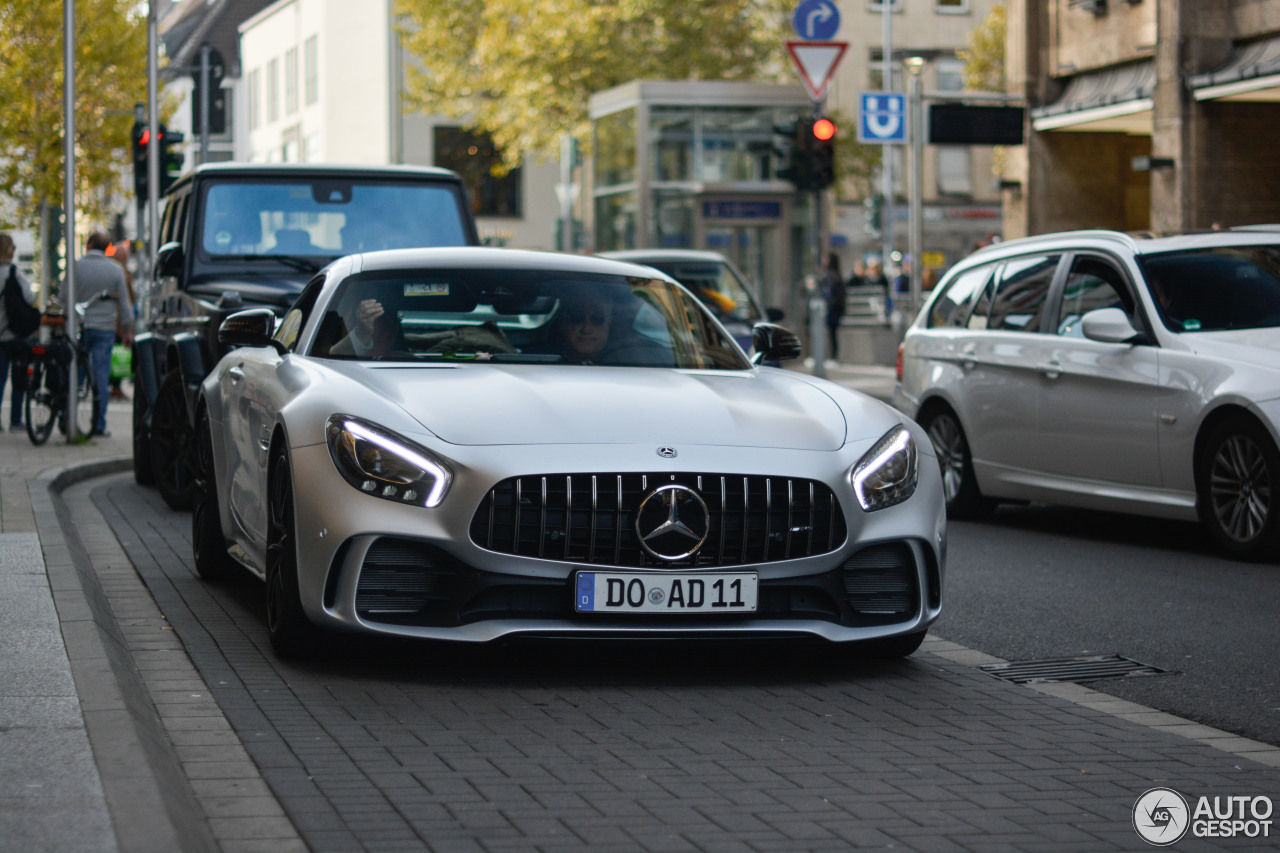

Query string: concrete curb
33 457 219 853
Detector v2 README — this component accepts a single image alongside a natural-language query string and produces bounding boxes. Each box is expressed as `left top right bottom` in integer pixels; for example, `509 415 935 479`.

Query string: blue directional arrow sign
858 92 907 144
792 0 840 41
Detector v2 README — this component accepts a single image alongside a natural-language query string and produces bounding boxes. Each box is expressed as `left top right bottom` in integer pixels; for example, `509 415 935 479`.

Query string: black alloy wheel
24 361 57 446
921 406 994 519
192 408 235 582
150 372 195 510
133 388 154 486
1198 418 1280 560
265 447 320 657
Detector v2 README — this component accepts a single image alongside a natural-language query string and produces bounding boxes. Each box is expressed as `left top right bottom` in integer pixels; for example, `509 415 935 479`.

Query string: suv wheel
151 372 195 510
132 388 154 485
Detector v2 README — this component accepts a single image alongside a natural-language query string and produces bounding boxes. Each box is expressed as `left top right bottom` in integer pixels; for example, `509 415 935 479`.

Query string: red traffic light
812 118 837 142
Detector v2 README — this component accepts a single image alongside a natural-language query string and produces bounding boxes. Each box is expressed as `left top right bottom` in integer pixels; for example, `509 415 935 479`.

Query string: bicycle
24 291 113 445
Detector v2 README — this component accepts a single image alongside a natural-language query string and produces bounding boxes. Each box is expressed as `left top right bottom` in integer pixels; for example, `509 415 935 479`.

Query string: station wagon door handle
228 365 245 383
1038 360 1062 380
959 344 977 369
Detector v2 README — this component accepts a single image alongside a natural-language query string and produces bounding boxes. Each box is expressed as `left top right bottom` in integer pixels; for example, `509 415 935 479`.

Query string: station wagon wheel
150 372 195 510
920 406 993 519
1198 418 1279 560
265 447 319 656
192 408 235 582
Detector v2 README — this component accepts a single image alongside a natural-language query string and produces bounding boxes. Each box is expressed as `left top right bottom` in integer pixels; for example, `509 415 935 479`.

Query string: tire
24 361 57 446
133 387 155 486
919 406 994 519
192 408 236 582
1197 417 1280 561
150 372 195 510
265 447 320 657
72 351 98 439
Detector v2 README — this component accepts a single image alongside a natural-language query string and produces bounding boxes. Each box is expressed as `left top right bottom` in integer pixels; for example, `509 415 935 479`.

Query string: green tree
396 0 792 167
828 108 882 203
959 3 1005 93
0 0 150 231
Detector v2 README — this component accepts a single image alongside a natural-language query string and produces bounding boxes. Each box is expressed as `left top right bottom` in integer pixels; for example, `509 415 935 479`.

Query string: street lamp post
904 56 926 325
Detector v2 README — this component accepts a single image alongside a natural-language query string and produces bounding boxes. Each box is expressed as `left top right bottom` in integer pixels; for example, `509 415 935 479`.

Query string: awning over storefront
1031 60 1154 134
1191 35 1280 102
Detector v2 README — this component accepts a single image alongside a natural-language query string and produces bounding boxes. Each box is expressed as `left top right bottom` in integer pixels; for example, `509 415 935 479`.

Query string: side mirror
156 241 184 277
766 306 785 322
750 322 803 365
1081 307 1143 344
219 308 285 354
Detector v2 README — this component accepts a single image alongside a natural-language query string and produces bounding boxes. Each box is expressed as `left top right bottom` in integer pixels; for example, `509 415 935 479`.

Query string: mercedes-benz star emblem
635 484 710 561
656 447 678 458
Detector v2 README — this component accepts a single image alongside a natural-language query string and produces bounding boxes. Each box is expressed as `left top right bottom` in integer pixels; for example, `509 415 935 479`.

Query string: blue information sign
792 0 840 41
858 92 907 144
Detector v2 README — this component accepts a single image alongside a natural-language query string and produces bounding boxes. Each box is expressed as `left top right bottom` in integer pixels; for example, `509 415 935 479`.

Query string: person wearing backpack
0 232 39 431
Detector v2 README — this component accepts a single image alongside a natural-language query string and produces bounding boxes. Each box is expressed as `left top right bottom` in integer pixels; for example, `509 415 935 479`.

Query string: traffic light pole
63 0 78 442
881 0 894 282
199 43 212 164
147 1 160 280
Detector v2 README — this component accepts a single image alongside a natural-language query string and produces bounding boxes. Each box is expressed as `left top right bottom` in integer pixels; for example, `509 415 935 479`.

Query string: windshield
644 260 762 326
310 269 751 370
199 180 470 260
1141 245 1280 332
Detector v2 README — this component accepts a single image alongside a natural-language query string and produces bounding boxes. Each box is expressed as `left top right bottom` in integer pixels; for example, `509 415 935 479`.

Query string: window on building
935 0 968 12
267 58 279 123
285 48 298 115
935 57 965 92
304 36 319 105
248 68 261 130
868 52 904 92
434 126 521 217
869 0 903 9
936 146 972 196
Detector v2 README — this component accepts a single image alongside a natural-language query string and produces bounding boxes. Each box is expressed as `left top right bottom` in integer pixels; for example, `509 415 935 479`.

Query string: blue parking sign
859 92 907 144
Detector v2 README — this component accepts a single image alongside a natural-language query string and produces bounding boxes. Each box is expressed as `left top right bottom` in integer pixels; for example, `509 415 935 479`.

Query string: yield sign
786 40 848 101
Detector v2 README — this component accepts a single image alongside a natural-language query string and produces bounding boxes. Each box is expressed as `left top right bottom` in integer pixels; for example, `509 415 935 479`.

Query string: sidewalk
4 373 1280 852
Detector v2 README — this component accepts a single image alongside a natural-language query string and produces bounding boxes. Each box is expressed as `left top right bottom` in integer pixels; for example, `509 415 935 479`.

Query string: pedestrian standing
0 233 38 431
820 251 845 364
62 231 133 437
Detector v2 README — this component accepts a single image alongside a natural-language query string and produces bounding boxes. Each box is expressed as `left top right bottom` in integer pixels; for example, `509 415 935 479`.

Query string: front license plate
574 572 758 614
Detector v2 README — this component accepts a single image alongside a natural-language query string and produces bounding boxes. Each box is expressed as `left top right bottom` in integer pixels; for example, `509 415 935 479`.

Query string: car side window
276 275 325 352
987 254 1060 333
1056 256 1133 337
928 265 993 328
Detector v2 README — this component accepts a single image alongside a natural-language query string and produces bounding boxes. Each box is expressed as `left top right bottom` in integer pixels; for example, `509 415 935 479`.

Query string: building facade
238 0 560 248
1006 0 1280 236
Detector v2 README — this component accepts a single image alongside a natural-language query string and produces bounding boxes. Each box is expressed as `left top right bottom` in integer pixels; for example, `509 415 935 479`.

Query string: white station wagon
895 228 1280 560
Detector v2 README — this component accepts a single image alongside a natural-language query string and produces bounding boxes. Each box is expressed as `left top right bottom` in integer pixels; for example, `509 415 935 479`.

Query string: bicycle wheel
24 360 58 445
73 351 98 438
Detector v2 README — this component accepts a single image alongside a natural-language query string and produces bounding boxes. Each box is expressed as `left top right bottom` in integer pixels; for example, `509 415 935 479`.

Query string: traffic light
161 129 185 194
131 120 148 198
864 195 884 238
810 117 837 190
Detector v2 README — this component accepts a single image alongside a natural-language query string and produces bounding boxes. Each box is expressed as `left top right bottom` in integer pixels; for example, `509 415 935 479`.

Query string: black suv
134 163 480 508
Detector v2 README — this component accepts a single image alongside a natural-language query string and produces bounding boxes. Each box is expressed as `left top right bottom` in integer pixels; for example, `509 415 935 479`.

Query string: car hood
334 364 881 450
1185 328 1280 373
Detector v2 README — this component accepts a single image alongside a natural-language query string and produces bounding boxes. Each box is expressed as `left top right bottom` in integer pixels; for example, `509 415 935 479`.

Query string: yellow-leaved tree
396 0 793 168
0 0 150 231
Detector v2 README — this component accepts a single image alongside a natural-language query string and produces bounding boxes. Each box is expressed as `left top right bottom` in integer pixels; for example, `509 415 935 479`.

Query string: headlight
851 425 918 511
325 415 452 508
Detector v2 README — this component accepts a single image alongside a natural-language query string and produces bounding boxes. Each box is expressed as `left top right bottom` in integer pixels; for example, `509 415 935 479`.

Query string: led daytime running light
851 425 918 511
328 416 451 508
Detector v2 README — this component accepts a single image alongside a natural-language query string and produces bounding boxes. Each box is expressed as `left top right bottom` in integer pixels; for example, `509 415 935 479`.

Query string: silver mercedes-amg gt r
193 247 946 657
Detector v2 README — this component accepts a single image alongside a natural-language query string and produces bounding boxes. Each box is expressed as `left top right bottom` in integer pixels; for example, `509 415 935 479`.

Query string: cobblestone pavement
87 474 1279 852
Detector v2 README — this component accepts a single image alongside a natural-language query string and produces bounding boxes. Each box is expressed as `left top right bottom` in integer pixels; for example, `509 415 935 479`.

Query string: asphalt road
936 503 1280 748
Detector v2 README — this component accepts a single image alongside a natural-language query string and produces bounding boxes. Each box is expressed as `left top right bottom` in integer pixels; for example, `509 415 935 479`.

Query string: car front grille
838 543 920 623
469 472 848 568
354 538 458 623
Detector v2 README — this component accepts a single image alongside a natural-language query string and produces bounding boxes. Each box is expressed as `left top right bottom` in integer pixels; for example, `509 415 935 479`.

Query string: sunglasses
565 309 610 326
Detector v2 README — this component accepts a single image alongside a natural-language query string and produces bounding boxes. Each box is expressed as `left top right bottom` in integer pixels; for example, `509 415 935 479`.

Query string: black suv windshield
1141 245 1280 332
200 180 469 261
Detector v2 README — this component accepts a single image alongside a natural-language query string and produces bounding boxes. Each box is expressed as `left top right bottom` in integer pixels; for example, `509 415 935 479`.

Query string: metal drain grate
980 654 1169 684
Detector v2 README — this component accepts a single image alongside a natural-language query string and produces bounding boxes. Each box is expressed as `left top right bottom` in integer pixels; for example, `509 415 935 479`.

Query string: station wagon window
928 264 993 328
987 254 1060 332
1056 256 1132 337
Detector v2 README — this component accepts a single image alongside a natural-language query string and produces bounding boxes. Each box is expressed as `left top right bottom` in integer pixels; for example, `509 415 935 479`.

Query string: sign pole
63 0 78 442
881 1 894 278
